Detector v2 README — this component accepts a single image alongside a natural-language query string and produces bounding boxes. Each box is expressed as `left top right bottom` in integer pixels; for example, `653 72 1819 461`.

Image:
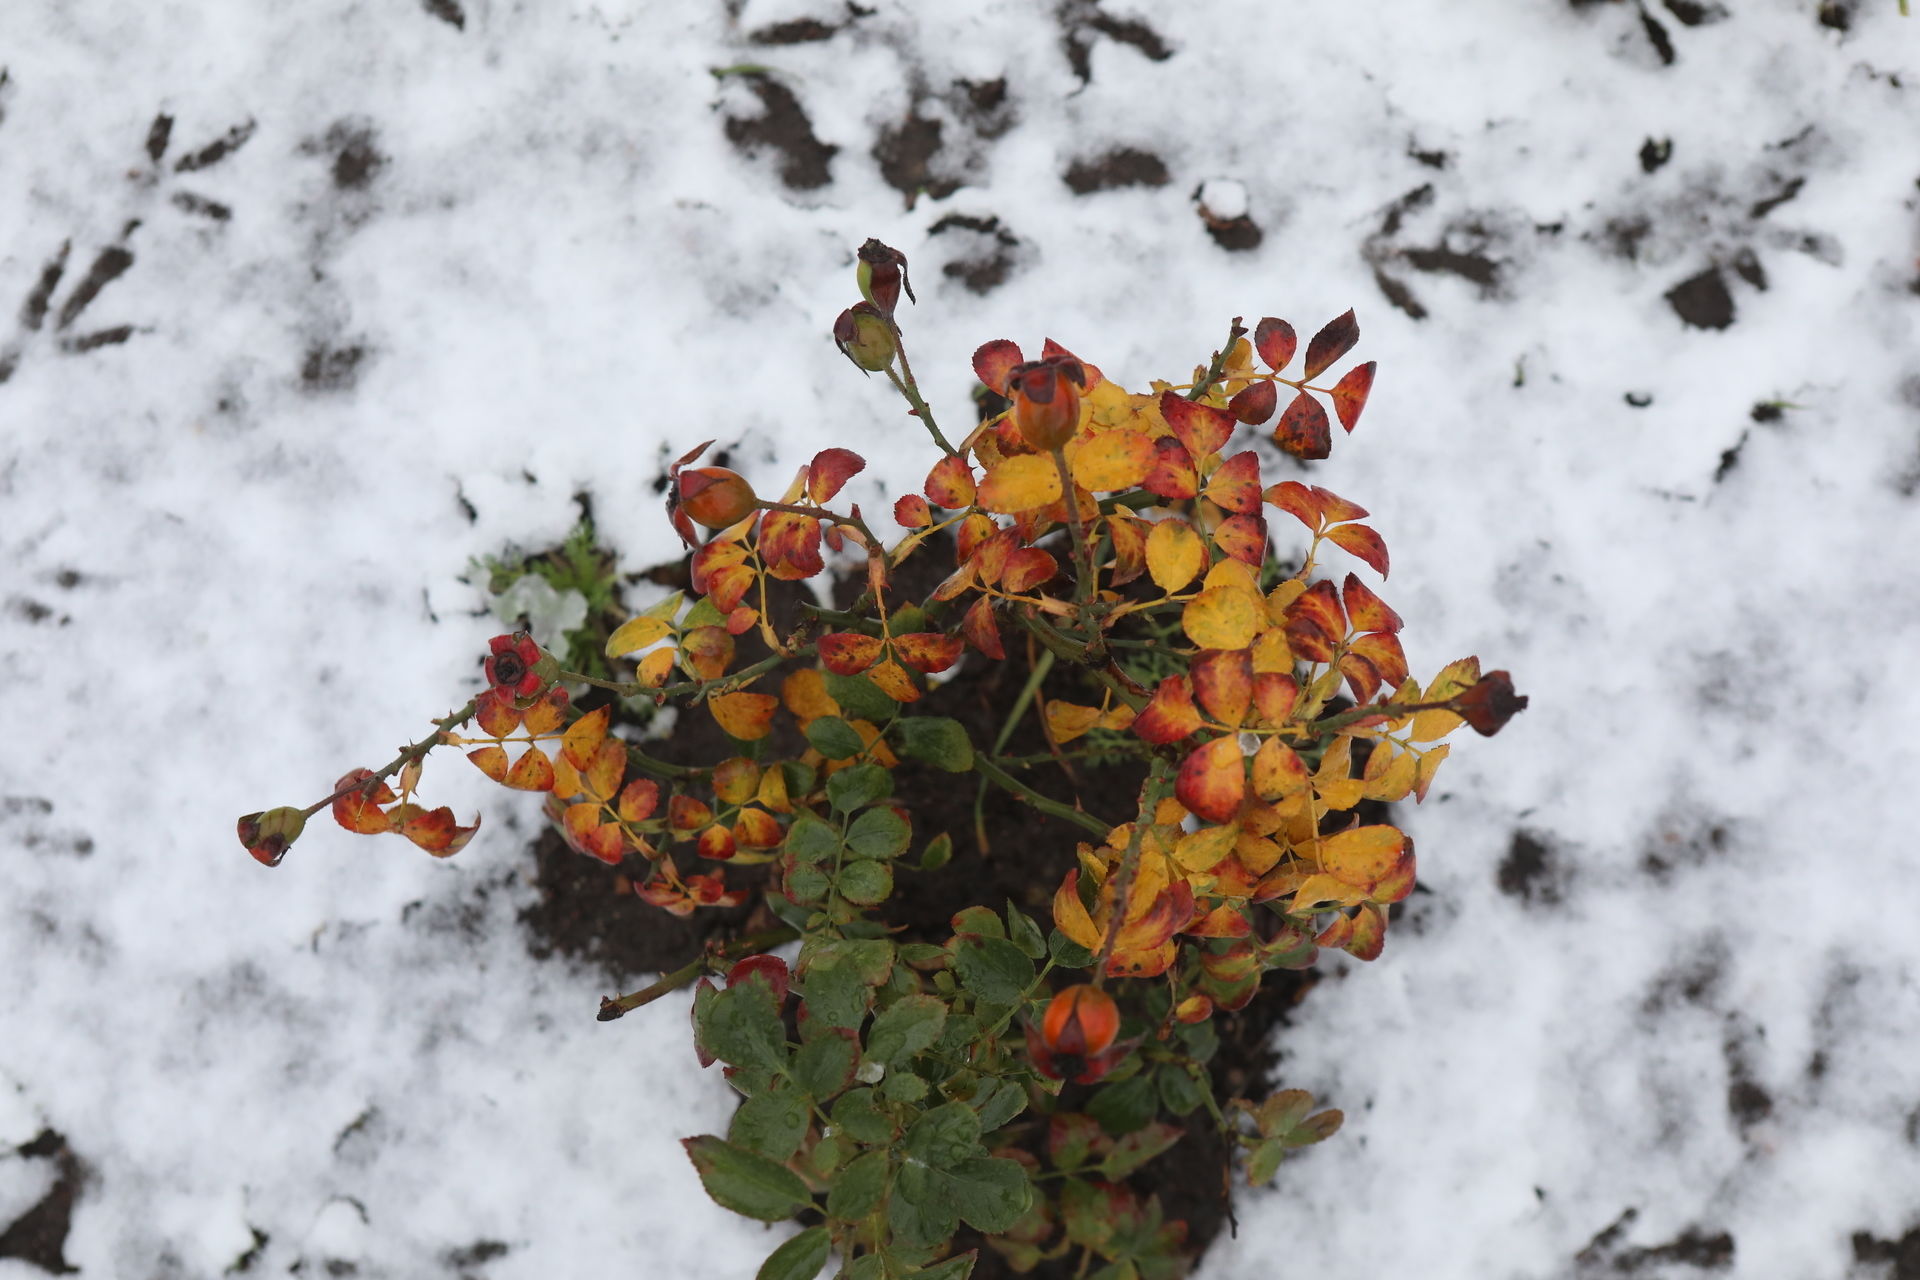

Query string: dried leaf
520 686 570 737
819 632 884 676
759 511 824 580
682 626 736 681
504 745 556 791
1228 380 1277 425
894 494 932 528
1141 435 1199 501
925 454 977 508
972 339 1023 396
618 778 661 823
1133 674 1202 745
711 691 778 741
807 447 866 503
1045 701 1104 745
1212 513 1266 567
1251 738 1309 800
1191 648 1254 728
1303 309 1359 380
1106 513 1147 586
561 706 611 770
1203 450 1263 514
961 595 1005 659
1274 391 1331 461
1341 575 1402 634
892 633 965 674
1002 547 1059 594
467 745 510 783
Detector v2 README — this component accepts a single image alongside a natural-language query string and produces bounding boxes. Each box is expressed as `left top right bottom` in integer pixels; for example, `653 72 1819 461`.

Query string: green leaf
949 905 1003 939
806 715 866 761
1087 1075 1156 1136
682 1136 813 1222
827 763 892 813
894 716 974 772
1099 1122 1183 1180
865 994 948 1065
973 1079 1028 1134
682 596 726 631
846 807 911 859
798 964 873 1034
1254 1089 1315 1140
781 759 818 798
700 981 789 1071
829 1088 892 1146
783 862 830 905
730 1083 809 1162
890 1165 959 1249
906 1252 977 1280
882 1069 928 1103
1286 1108 1344 1148
945 1156 1032 1234
838 859 894 906
842 1257 885 1280
898 942 947 966
826 1148 889 1219
756 1226 831 1280
950 937 1033 1006
825 671 896 722
1048 930 1096 968
1156 1065 1205 1118
785 814 843 864
1004 903 1047 959
808 1133 847 1177
905 1101 983 1169
792 1029 858 1101
920 832 953 871
1246 1137 1286 1186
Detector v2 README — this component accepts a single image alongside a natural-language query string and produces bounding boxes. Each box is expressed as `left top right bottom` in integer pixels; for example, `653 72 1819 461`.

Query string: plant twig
1186 317 1249 403
1094 757 1174 982
597 926 800 1021
301 699 477 818
973 753 1110 837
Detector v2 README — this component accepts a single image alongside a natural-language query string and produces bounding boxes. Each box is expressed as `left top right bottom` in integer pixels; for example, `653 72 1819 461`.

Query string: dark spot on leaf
422 0 465 29
1064 148 1168 194
1666 266 1735 330
174 119 256 172
1639 137 1672 173
145 113 174 163
300 343 366 392
721 73 836 190
54 245 132 331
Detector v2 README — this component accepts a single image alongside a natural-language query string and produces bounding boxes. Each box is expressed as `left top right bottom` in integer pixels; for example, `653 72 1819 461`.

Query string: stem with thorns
1094 757 1174 983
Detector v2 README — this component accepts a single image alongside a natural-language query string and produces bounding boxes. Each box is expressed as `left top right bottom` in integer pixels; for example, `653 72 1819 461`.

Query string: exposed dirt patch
1666 266 1735 330
928 213 1022 293
0 1129 85 1275
1064 148 1169 195
720 72 837 191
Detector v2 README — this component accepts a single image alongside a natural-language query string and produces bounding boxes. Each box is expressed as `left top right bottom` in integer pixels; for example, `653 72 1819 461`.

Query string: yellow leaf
605 615 670 659
1362 744 1418 802
1146 518 1205 593
1069 429 1154 491
1045 701 1104 745
977 454 1063 514
1320 825 1407 889
782 668 840 722
1409 708 1465 742
636 648 676 688
710 691 778 741
1174 824 1238 873
1234 831 1285 876
1425 656 1482 701
1204 558 1260 595
1265 578 1308 624
1291 872 1369 914
1412 743 1449 802
1183 586 1262 650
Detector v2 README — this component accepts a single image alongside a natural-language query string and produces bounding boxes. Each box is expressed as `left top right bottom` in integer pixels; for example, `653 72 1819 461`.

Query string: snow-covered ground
4 2 1918 1276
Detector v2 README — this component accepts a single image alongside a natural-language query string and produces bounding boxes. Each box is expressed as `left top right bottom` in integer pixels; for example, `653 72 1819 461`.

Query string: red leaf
1191 648 1254 728
397 805 479 856
807 447 866 503
1263 480 1322 531
1327 523 1390 577
1159 391 1235 461
1176 736 1247 824
893 493 932 528
1203 450 1263 514
1273 391 1331 461
697 824 737 860
1312 486 1369 524
706 563 755 614
1212 514 1266 567
1253 673 1299 726
1039 338 1103 388
972 339 1023 395
1283 580 1346 664
670 794 712 831
1002 546 1059 594
758 510 824 581
892 632 965 674
618 778 660 823
1133 675 1202 745
1341 574 1403 634
331 768 396 834
962 596 1005 659
1107 513 1147 586
1141 436 1198 501
818 632 884 676
925 454 977 509
1330 361 1376 432
1340 652 1384 704
1228 380 1277 425
1254 317 1297 372
1303 309 1359 380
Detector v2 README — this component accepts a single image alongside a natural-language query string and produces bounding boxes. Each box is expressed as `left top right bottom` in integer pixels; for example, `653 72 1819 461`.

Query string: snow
3 1 1919 1276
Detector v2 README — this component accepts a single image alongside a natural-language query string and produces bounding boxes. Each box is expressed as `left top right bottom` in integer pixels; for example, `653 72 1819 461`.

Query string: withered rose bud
1452 670 1528 736
1009 356 1086 451
1026 983 1133 1084
484 632 547 701
676 466 759 532
856 238 913 316
237 806 307 867
833 302 897 373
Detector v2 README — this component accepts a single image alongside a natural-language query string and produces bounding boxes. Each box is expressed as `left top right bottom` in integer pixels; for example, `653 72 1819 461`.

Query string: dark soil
0 1129 84 1275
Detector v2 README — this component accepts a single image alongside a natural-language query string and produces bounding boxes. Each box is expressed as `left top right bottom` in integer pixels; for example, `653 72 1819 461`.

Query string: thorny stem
1094 757 1174 983
1049 446 1098 609
596 926 801 1021
1186 317 1249 403
756 501 883 556
302 699 478 818
972 753 1111 838
885 360 958 457
1017 611 1147 712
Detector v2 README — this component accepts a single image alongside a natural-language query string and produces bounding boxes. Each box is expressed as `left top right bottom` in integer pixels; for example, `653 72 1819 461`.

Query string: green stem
973 754 1111 837
885 364 958 456
596 926 801 1021
302 699 477 818
1187 317 1249 402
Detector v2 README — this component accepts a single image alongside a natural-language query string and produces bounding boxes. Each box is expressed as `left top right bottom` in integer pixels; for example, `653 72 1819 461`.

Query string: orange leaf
1253 673 1298 725
1340 652 1384 704
1371 846 1417 903
972 339 1023 396
1106 513 1147 586
1133 675 1202 744
759 510 824 580
550 750 585 800
1176 736 1247 824
1045 701 1104 745
867 659 921 703
1228 380 1277 425
562 706 611 770
1327 523 1390 577
1283 581 1345 663
1293 873 1368 914
584 738 627 802
1173 823 1238 873
1343 904 1386 961
1191 648 1254 728
1274 391 1331 461
1412 743 1450 801
618 778 660 823
1183 586 1262 650
734 806 783 849
710 691 778 741
504 746 556 792
807 447 866 503
1159 391 1234 461
819 632 884 676
1254 317 1297 371
1203 451 1263 515
698 825 737 860
894 494 933 528
467 745 510 783
396 805 479 857
1341 574 1402 634
1070 429 1154 491
1321 825 1407 890
783 668 839 721
670 794 712 831
925 454 977 508
473 688 521 739
978 454 1063 514
1303 309 1359 380
1330 361 1376 432
681 626 735 681
711 564 758 615
712 757 760 805
956 512 996 562
725 605 758 636
1251 738 1309 800
892 632 964 674
1146 518 1204 593
1002 547 1059 595
1250 628 1292 674
636 647 676 689
1263 480 1321 532
961 596 1005 660
1212 514 1266 567
1141 436 1199 501
520 686 570 737
1349 631 1408 690
1313 486 1369 523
